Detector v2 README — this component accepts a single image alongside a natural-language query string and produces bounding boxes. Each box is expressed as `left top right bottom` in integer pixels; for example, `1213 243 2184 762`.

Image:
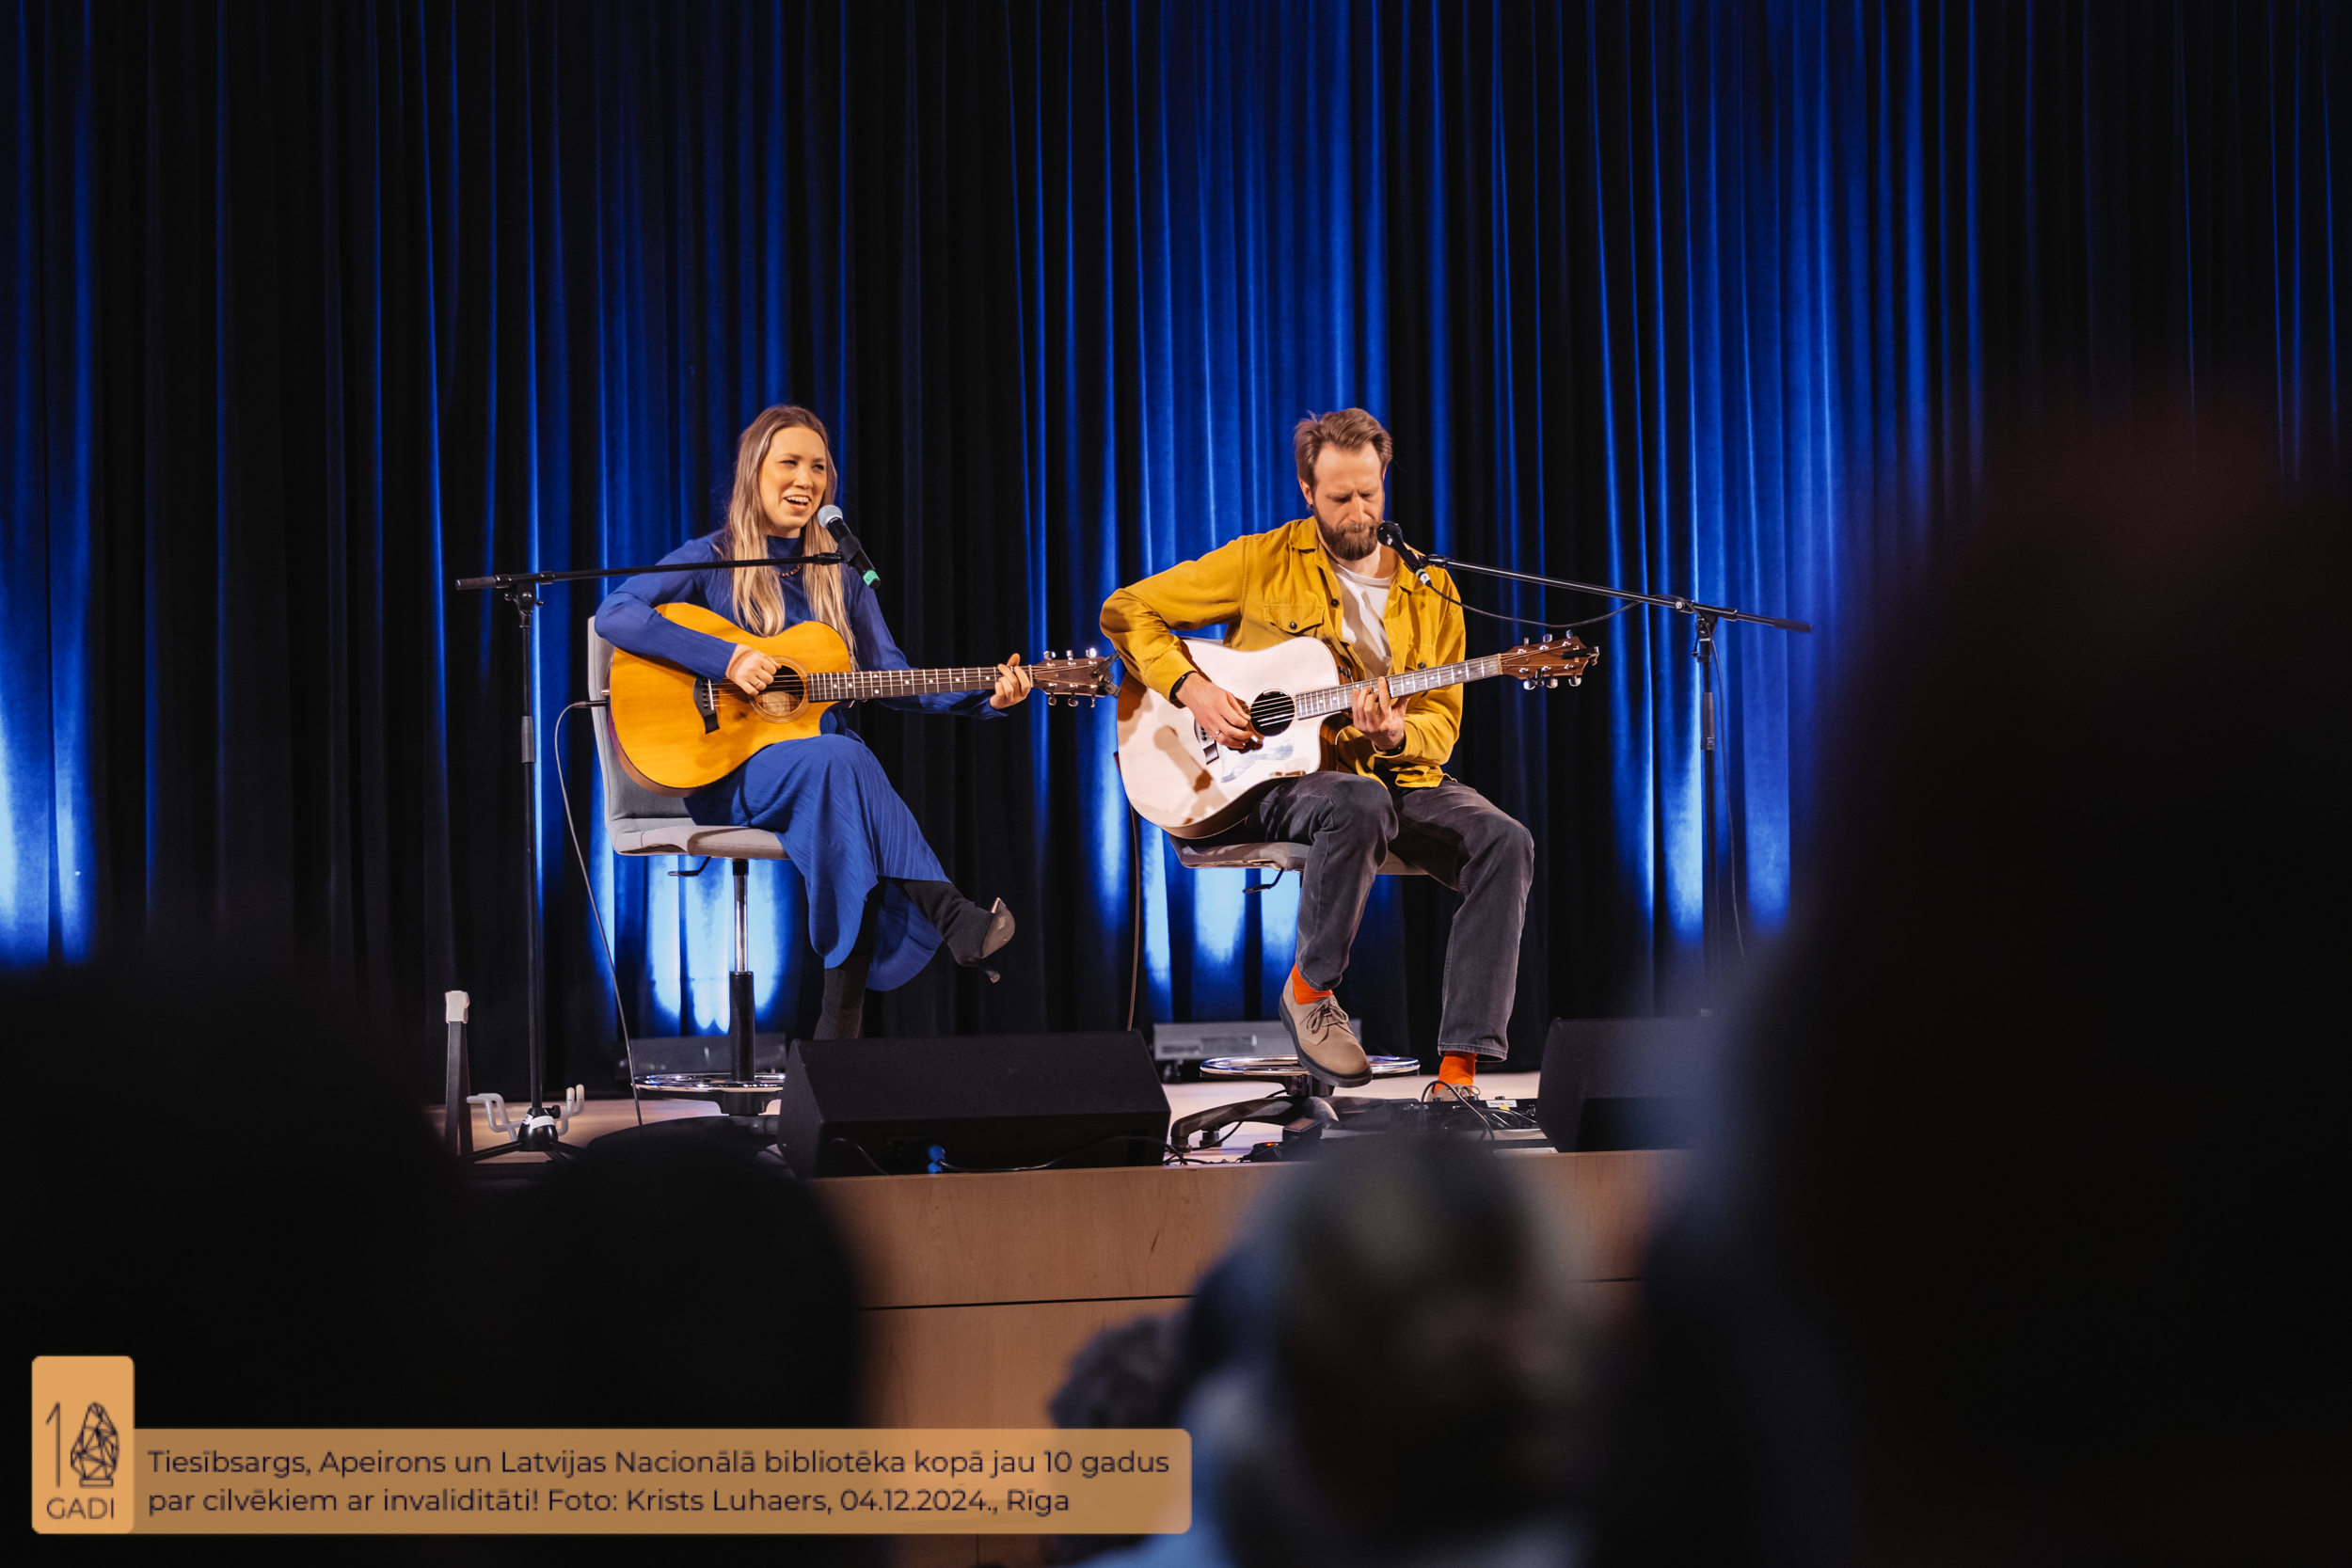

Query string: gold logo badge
31 1356 135 1533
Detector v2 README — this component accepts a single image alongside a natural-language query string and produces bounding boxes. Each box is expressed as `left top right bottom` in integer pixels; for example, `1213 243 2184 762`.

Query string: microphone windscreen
815 503 845 530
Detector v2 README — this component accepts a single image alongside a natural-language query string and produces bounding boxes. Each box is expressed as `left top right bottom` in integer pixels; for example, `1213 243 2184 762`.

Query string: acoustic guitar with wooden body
1115 632 1597 838
606 603 1117 795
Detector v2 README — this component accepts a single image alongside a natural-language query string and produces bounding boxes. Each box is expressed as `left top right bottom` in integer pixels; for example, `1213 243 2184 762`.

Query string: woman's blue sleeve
852 578 1002 718
594 539 741 682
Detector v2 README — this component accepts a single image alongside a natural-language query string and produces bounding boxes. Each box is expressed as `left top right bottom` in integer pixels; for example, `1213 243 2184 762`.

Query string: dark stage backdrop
6 1 2340 1091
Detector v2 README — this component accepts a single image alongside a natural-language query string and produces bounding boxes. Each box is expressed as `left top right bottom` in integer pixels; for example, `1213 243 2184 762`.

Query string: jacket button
1289 621 1298 629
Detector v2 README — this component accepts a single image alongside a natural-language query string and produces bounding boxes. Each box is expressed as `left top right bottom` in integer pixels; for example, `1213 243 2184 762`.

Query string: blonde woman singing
596 404 1029 1037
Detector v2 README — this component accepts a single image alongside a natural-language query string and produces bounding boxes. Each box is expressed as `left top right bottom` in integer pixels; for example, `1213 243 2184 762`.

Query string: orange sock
1290 965 1334 1006
1438 1052 1477 1089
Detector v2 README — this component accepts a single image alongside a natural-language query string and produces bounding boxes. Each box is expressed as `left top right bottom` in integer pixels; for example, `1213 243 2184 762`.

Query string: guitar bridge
693 678 721 735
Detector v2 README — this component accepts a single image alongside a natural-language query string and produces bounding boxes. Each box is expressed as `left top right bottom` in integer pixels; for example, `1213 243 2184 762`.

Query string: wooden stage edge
433 1083 1677 1568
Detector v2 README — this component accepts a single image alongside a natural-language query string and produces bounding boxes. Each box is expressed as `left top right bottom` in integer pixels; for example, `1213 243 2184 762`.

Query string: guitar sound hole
754 668 806 719
1249 690 1295 737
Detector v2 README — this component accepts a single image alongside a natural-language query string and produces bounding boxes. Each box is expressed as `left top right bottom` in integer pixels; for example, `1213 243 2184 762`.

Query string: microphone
1376 520 1437 589
815 504 881 586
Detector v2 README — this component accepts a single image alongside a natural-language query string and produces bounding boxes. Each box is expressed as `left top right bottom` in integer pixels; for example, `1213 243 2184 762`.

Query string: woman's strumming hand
725 644 781 700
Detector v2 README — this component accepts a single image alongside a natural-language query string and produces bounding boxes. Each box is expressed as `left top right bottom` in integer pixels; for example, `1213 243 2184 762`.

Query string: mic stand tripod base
462 1086 591 1163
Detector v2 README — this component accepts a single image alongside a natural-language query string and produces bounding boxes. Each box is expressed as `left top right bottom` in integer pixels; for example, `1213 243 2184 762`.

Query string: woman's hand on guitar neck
725 644 781 699
1178 675 1261 751
990 654 1035 709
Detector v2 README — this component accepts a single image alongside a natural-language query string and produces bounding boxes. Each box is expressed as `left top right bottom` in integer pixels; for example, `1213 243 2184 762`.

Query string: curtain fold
5 1 2339 1088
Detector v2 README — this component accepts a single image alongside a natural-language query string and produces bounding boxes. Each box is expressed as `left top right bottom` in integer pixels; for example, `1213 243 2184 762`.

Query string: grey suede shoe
1277 979 1372 1088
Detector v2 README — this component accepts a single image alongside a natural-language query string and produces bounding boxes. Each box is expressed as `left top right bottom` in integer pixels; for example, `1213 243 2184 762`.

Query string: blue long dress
595 531 1002 990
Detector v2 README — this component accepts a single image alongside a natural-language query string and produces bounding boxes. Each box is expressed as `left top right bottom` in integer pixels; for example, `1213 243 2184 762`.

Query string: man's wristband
1168 671 1194 704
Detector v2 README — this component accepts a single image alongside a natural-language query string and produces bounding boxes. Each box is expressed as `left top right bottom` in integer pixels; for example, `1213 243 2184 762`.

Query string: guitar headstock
1030 648 1120 706
1499 632 1598 689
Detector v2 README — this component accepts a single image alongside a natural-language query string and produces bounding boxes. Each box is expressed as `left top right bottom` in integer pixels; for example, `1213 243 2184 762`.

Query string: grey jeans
1217 771 1534 1059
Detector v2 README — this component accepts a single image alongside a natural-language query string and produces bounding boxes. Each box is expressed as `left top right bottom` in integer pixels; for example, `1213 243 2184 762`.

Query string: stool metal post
729 858 755 1085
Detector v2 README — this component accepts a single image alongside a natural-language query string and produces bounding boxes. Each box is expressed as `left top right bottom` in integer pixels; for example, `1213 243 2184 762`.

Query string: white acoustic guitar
1115 633 1597 838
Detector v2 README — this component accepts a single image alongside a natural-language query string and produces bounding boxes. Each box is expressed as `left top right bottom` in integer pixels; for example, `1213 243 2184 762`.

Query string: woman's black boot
892 879 1016 972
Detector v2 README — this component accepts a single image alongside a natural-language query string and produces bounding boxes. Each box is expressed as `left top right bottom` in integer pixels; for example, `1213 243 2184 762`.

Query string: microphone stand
1391 532 1810 1001
448 551 847 1162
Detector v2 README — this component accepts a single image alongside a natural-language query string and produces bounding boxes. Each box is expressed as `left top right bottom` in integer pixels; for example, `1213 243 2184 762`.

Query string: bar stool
1165 838 1424 1155
587 623 788 1117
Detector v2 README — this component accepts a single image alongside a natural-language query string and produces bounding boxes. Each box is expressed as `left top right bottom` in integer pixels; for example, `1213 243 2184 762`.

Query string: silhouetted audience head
1198 1135 1602 1568
15 938 873 1565
1054 1313 1188 1433
16 942 476 1429
527 1116 863 1430
1050 1313 1188 1563
1595 409 2347 1564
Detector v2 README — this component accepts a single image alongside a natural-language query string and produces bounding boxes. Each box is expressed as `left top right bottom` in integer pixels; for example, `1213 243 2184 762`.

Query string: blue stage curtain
5 2 2340 1086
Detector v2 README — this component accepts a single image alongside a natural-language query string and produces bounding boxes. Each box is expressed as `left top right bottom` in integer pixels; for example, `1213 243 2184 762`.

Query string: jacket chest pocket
1256 597 1326 639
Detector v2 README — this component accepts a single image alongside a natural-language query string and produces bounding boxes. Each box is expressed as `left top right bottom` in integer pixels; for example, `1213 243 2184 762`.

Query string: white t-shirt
1331 559 1392 676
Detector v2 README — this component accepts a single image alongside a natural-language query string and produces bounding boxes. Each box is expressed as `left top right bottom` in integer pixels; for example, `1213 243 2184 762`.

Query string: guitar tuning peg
1521 679 1534 690
1089 697 1098 709
1568 676 1581 688
1547 678 1559 689
1086 646 1100 657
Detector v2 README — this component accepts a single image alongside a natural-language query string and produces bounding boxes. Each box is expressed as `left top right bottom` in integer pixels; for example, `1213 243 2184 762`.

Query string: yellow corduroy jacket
1099 516 1463 790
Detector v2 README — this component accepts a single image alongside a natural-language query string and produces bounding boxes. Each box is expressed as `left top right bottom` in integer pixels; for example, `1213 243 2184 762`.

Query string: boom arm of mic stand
1416 547 1805 1011
1421 554 1812 634
452 553 850 594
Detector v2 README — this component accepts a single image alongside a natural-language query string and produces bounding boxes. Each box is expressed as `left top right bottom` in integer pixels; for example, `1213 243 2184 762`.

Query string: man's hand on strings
1178 675 1261 751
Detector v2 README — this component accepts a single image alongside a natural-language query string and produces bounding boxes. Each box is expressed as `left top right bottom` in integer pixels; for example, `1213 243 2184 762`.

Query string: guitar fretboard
793 668 1002 702
1284 654 1508 721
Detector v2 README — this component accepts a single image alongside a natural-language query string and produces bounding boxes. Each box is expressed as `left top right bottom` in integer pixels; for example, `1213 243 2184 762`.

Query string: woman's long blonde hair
723 404 856 659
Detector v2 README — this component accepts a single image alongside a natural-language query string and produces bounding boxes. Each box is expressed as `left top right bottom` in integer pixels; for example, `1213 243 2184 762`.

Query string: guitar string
1281 656 1504 719
727 665 1104 700
734 665 1081 689
1273 647 1587 719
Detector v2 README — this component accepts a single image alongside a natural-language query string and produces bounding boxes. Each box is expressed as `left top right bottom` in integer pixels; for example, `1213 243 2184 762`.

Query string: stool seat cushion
1174 840 1422 877
608 818 788 860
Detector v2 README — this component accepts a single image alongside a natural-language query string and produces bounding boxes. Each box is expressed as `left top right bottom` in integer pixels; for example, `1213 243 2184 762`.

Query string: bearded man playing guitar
1102 408 1541 1093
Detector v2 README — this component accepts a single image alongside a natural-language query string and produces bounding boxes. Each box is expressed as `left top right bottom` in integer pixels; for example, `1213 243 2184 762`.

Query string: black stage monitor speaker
1535 1017 1723 1151
776 1033 1169 1178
